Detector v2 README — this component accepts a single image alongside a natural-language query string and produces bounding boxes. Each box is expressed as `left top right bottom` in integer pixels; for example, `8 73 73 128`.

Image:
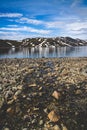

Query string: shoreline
0 57 87 130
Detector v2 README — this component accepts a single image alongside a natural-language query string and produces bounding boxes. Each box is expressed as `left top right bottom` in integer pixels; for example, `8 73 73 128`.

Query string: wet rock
48 110 60 122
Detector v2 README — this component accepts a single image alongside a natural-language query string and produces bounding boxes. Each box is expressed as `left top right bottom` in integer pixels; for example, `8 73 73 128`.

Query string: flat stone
29 83 37 87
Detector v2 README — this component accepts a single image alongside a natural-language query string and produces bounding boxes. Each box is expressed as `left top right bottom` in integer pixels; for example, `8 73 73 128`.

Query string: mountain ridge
0 37 87 48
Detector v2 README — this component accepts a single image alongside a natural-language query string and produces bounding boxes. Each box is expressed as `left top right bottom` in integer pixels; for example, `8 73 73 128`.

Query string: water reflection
0 46 87 58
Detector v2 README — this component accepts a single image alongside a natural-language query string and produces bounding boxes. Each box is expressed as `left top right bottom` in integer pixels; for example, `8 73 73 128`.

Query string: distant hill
0 39 22 48
0 37 87 48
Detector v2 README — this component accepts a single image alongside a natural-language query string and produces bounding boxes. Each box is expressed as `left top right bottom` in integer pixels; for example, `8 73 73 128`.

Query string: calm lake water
0 46 87 58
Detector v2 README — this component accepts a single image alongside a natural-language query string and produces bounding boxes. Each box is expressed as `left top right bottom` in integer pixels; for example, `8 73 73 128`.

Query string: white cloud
17 17 43 25
45 21 64 28
0 26 51 34
0 14 87 40
66 22 87 31
7 25 18 27
0 31 51 40
61 21 87 39
0 13 23 18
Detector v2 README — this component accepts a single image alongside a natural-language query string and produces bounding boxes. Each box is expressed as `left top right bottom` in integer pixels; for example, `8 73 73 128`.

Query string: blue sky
0 0 87 40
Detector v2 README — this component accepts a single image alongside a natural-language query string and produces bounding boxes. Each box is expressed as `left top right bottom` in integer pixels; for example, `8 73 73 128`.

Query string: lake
0 46 87 58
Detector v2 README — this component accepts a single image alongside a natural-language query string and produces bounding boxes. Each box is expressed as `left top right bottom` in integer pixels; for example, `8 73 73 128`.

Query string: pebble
53 125 60 130
52 91 61 100
48 110 60 122
17 85 23 90
0 86 2 91
39 120 44 125
29 83 37 87
14 90 22 96
7 99 14 105
75 89 82 95
0 96 4 108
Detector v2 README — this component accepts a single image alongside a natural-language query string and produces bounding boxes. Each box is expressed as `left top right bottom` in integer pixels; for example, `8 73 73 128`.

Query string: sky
0 0 87 40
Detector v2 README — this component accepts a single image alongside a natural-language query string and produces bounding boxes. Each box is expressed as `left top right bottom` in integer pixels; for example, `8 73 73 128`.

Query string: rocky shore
0 58 87 130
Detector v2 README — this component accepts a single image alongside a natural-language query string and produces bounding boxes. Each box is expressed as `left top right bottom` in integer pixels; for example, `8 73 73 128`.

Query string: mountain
22 37 87 47
0 39 22 48
0 37 87 48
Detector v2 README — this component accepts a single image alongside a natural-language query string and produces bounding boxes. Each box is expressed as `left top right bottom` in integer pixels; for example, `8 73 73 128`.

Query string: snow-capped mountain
0 37 87 48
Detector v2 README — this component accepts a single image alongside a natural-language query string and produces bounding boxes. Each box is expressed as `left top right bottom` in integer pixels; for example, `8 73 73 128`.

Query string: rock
52 91 60 100
14 90 22 96
6 107 14 115
33 107 39 111
0 86 2 91
43 128 48 130
32 119 36 124
5 90 13 101
39 86 43 90
61 124 68 130
12 87 17 91
7 99 14 105
3 128 10 130
53 125 60 130
22 128 28 130
15 106 21 114
44 108 48 113
48 110 60 122
29 83 37 87
17 85 23 90
75 89 82 95
0 96 4 108
39 120 44 125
